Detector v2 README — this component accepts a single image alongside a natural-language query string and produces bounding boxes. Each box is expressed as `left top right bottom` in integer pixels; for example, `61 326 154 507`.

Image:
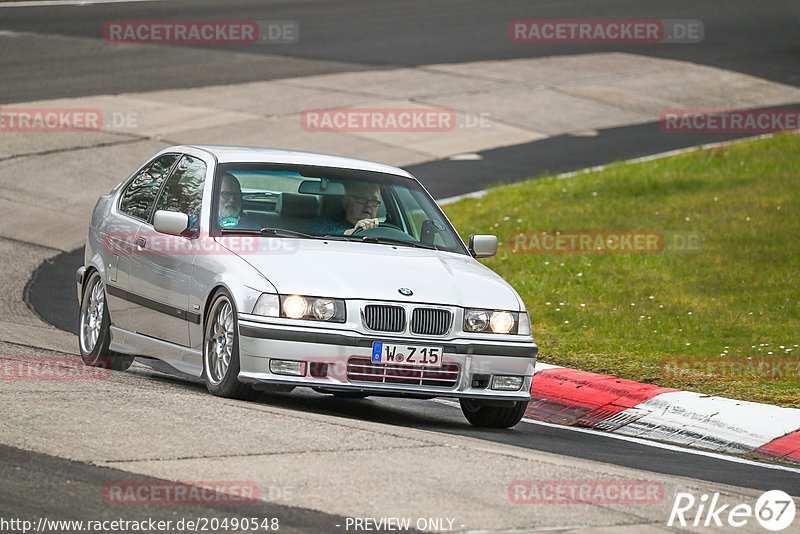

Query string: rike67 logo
668 490 796 531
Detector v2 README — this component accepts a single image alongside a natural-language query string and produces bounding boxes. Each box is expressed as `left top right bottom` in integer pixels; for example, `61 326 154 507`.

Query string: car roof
170 145 416 180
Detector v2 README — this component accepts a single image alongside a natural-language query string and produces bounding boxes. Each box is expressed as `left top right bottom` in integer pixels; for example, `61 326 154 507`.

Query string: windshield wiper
320 234 359 241
368 236 438 250
259 227 314 239
219 227 314 239
321 234 437 250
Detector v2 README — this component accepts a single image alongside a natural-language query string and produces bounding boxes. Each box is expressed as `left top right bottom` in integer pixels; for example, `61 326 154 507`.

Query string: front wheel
78 271 133 371
203 289 252 399
459 398 528 428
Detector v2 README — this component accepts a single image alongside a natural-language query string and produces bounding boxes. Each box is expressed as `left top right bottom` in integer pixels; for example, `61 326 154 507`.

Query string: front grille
363 305 405 332
347 358 459 388
411 308 452 335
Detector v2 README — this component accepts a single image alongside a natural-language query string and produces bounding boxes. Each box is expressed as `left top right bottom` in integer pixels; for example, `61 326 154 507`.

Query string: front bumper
237 317 538 400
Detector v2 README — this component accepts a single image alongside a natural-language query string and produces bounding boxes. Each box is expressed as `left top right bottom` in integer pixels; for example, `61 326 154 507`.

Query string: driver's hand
344 218 379 236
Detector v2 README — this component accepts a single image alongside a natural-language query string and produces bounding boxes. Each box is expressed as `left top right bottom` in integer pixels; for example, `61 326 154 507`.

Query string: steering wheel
351 221 402 234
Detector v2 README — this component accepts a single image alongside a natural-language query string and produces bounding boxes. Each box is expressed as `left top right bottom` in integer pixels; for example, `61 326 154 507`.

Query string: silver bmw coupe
77 146 538 427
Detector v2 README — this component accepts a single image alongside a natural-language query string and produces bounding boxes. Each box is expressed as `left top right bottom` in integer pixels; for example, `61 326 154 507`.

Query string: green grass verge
442 132 800 407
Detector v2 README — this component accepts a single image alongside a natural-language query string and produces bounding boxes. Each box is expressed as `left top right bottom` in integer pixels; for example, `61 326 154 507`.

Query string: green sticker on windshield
220 217 238 228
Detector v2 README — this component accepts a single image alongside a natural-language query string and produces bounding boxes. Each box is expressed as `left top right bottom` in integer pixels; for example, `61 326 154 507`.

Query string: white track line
0 0 158 7
433 399 800 474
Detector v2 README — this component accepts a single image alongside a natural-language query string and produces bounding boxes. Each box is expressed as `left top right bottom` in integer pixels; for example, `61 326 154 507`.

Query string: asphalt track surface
0 444 363 533
2 0 799 198
3 0 799 199
7 0 800 524
1 0 798 103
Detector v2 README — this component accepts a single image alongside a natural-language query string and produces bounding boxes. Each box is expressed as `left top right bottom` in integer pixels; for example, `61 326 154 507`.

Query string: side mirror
469 234 498 258
153 210 189 236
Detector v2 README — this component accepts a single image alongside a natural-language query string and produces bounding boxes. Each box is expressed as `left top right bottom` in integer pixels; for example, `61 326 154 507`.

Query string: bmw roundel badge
398 288 413 296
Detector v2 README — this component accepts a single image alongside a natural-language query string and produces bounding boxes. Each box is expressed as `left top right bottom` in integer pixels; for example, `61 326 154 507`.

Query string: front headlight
464 309 489 332
282 295 308 319
252 293 346 323
311 298 337 321
464 308 520 334
489 311 515 333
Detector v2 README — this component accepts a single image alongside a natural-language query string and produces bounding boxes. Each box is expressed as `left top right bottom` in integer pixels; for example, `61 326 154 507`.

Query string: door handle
136 236 147 249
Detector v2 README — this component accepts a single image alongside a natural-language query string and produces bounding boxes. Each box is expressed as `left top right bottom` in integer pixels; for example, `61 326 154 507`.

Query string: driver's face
343 185 380 226
219 177 242 219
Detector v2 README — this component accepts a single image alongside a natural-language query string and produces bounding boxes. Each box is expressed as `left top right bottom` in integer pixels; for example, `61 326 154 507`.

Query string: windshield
212 163 468 255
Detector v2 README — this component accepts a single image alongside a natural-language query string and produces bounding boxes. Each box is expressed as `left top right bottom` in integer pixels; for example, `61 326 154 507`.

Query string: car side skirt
109 326 203 377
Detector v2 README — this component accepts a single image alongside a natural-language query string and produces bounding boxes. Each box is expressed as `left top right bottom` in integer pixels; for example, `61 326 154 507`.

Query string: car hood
217 238 523 310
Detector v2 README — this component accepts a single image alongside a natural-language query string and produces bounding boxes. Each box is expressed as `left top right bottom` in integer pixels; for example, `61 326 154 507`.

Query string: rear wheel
78 271 134 371
459 398 528 428
203 289 252 400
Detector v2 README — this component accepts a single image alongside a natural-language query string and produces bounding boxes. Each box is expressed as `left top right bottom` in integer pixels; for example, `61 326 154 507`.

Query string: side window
119 154 178 220
154 155 207 229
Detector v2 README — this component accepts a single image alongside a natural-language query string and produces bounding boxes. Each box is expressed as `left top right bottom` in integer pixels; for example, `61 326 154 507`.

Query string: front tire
459 398 528 428
203 289 252 399
78 271 134 371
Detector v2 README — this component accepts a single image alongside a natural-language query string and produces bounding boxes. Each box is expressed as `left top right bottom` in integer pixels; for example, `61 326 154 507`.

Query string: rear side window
119 154 179 220
154 155 207 229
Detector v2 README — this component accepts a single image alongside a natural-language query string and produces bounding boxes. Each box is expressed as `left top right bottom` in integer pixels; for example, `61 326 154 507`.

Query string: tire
203 288 252 400
459 398 528 428
78 271 134 371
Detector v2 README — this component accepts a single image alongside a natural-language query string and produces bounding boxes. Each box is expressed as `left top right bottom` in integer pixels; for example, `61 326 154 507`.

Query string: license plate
371 342 443 368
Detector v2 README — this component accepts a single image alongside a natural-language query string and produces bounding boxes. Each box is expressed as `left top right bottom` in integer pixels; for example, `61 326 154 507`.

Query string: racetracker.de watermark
103 232 299 256
104 482 258 505
1 356 112 380
662 358 800 382
0 108 141 133
509 231 703 254
661 109 800 133
510 19 703 43
300 108 491 132
0 108 101 132
509 480 663 504
104 20 299 44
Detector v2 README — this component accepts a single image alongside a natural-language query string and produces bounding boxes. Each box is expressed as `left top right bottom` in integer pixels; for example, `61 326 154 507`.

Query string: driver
217 172 260 230
306 182 381 236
